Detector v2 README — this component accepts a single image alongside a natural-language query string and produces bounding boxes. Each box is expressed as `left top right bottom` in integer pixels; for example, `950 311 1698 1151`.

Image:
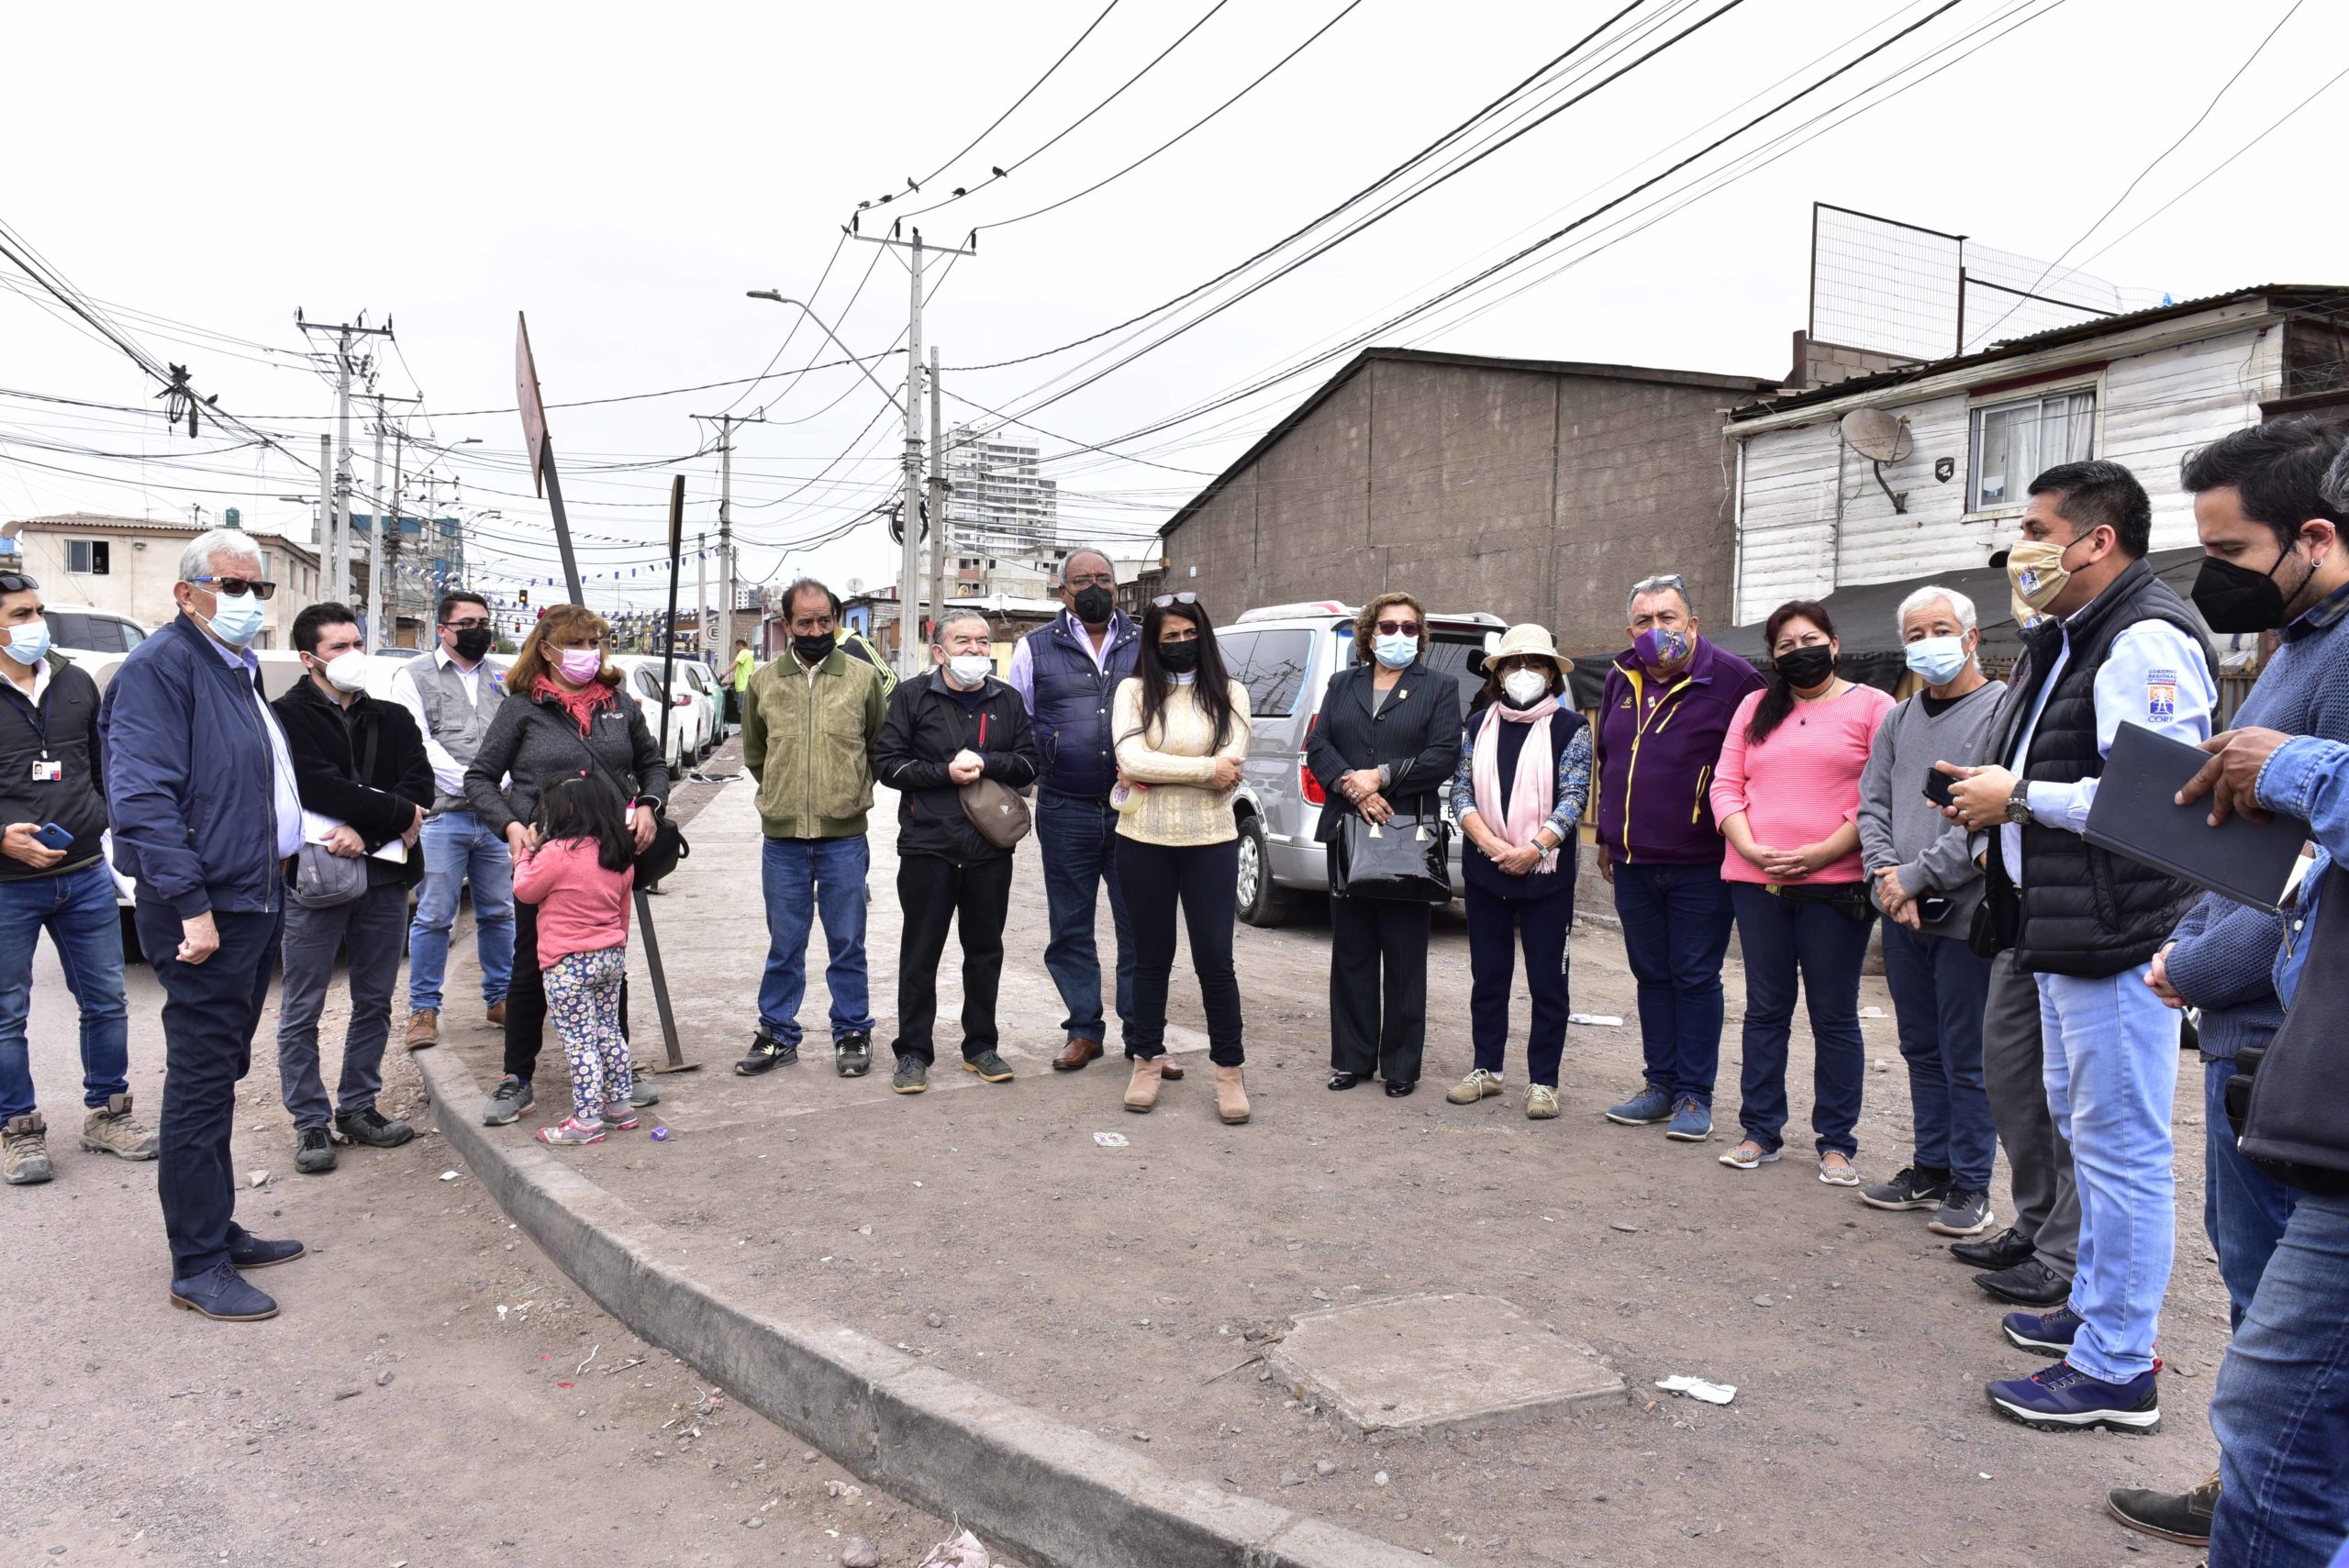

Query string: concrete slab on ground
1270 1292 1623 1432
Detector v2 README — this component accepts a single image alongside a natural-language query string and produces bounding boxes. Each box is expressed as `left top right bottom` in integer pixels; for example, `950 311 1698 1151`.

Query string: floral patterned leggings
543 946 632 1119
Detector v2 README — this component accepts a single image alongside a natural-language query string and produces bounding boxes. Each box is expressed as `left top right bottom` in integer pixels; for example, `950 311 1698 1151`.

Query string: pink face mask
556 647 603 684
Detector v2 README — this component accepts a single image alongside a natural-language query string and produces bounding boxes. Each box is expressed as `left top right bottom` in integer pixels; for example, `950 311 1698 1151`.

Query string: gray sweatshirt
1855 679 2007 938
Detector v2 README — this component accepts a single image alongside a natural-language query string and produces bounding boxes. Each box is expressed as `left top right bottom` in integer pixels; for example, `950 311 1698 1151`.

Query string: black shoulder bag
551 706 690 886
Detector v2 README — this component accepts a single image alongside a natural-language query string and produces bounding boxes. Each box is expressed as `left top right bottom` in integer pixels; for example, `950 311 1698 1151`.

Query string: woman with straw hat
1444 624 1591 1119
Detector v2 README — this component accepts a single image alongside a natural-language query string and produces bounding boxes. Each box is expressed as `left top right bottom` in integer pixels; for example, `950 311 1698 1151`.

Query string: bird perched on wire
952 187 965 197
990 166 1007 178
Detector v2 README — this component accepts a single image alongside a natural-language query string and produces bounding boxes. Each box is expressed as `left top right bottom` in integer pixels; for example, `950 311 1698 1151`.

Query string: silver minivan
1220 601 1505 926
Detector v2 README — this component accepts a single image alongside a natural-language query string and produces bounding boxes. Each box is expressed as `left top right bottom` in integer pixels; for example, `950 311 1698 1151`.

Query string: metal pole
331 336 353 604
718 416 735 673
366 396 387 649
900 235 925 673
696 530 708 668
316 433 332 588
386 428 406 647
928 345 948 642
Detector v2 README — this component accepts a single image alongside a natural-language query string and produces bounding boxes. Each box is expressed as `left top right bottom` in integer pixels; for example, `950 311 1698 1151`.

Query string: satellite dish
1839 407 1913 515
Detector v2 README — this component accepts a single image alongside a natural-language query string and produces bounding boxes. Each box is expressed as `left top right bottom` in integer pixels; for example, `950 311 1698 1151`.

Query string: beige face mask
2006 536 2078 626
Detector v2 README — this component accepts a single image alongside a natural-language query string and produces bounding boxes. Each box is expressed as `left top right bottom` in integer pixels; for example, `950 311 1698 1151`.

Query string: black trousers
1116 836 1244 1066
505 895 629 1081
1465 885 1573 1086
135 900 283 1277
1328 893 1431 1082
892 852 1013 1063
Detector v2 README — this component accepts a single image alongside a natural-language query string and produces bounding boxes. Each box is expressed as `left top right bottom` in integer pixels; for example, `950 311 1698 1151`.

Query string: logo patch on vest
2146 669 2177 722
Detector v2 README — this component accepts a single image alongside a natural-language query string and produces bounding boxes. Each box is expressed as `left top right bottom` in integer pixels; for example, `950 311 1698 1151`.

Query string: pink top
1709 683 1895 886
512 836 635 967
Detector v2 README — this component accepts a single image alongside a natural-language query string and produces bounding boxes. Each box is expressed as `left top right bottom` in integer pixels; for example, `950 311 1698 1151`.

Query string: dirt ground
0 737 1004 1568
436 753 2233 1568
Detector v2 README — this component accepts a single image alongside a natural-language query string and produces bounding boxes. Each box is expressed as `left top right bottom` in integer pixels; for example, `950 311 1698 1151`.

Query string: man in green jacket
740 580 888 1079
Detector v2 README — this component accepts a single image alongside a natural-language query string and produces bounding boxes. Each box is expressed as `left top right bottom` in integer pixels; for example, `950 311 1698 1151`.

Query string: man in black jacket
272 604 433 1175
874 610 1040 1095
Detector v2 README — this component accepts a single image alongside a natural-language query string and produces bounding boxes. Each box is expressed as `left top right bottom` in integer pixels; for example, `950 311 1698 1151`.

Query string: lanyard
0 679 50 756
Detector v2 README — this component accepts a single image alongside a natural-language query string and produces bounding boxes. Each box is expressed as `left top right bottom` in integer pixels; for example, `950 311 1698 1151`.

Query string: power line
891 0 1124 198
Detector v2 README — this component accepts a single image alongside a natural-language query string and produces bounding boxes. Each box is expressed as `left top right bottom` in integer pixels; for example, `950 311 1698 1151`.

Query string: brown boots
82 1093 159 1160
406 1008 440 1050
1214 1065 1251 1125
3 1112 50 1184
1123 1056 1163 1112
1124 1057 1251 1122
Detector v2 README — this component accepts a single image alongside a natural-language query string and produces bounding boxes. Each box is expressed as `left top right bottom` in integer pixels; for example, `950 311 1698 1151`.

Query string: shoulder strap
548 699 640 805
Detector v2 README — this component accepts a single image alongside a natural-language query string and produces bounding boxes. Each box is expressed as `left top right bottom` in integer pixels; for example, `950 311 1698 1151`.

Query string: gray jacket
1855 679 2006 937
462 684 670 837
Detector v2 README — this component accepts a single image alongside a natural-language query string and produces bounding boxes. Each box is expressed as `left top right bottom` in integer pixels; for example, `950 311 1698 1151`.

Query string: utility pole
696 530 708 663
691 413 769 674
316 433 332 579
927 346 949 641
384 427 406 649
368 397 387 649
295 315 392 605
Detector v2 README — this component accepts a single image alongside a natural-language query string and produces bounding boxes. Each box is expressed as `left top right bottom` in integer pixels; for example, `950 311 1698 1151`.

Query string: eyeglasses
0 573 39 595
1375 619 1421 637
1152 593 1197 607
190 575 278 601
1064 573 1115 589
441 615 490 629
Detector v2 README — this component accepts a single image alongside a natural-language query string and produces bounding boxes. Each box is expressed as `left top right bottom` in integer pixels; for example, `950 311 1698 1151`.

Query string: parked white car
610 654 710 770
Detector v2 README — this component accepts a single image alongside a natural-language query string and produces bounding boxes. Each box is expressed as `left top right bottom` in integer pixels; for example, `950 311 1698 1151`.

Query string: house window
1969 387 2095 511
66 539 110 575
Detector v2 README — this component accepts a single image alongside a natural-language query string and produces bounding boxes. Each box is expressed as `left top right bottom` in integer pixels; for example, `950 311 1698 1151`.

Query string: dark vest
1987 559 2216 977
1025 614 1141 799
1462 703 1586 905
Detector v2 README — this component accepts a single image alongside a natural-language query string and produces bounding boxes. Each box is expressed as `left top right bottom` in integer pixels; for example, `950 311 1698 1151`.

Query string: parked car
1217 601 1505 927
673 660 722 758
611 654 712 767
44 604 150 665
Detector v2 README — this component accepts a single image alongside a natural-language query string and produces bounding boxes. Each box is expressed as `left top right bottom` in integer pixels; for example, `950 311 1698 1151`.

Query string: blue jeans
1612 860 1735 1106
1036 791 1134 1046
406 810 514 1015
2036 969 2179 1384
1880 922 1997 1189
2205 1056 2300 1329
757 835 875 1047
2209 1190 2349 1568
0 862 129 1121
1728 882 1874 1157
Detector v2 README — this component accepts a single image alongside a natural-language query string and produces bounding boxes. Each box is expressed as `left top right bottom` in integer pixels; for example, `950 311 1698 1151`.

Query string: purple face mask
1633 627 1689 668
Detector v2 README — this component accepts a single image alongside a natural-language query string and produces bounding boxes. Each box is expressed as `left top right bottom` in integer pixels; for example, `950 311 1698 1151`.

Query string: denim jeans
1880 922 1998 1189
2036 969 2179 1384
1612 860 1735 1106
2208 1191 2349 1568
1035 790 1135 1046
406 809 514 1015
1728 883 1874 1157
2205 1056 2300 1329
276 882 408 1129
757 835 875 1047
0 862 129 1121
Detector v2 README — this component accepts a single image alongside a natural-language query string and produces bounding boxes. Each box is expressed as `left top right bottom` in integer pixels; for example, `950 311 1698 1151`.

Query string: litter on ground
1655 1374 1737 1405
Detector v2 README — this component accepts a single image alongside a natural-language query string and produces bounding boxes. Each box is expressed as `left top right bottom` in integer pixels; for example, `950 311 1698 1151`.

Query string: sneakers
482 1074 534 1126
3 1112 52 1184
963 1051 1016 1084
1719 1140 1780 1171
534 1115 606 1146
629 1079 659 1108
1525 1084 1561 1120
2107 1472 2219 1546
2003 1303 2084 1353
1860 1165 1950 1211
294 1126 338 1174
1664 1095 1713 1141
335 1105 415 1149
892 1056 930 1095
1214 1063 1252 1125
81 1094 160 1160
1818 1152 1861 1187
169 1258 279 1322
1987 1360 2160 1433
1929 1187 1996 1238
1604 1084 1674 1125
1124 1055 1163 1112
599 1101 640 1131
836 1031 873 1078
736 1026 796 1076
405 1008 440 1051
1446 1068 1504 1105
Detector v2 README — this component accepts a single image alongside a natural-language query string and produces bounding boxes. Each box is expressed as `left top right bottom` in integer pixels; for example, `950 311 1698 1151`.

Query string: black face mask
451 625 495 662
792 632 836 666
1773 644 1836 690
1156 640 1201 673
1071 585 1115 625
2191 545 2309 634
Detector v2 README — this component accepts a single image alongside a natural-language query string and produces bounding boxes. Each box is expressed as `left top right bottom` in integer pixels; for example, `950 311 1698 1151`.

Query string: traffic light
518 588 529 606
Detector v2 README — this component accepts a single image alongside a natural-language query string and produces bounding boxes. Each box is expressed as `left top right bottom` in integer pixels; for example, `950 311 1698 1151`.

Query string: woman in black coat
1305 592 1462 1095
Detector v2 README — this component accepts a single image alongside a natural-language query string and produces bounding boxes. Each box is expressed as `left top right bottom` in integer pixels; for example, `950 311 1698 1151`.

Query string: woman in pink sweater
1708 601 1894 1185
512 776 638 1146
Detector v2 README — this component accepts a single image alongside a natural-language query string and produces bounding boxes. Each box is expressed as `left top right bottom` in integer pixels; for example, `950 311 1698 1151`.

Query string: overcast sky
7 0 2344 624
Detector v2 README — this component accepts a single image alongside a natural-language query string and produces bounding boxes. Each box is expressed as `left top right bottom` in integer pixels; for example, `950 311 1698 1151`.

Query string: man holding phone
1854 586 2005 1239
0 569 148 1187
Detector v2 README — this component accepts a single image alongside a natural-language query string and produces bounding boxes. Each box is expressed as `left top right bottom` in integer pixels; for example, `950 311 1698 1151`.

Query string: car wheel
1236 814 1289 928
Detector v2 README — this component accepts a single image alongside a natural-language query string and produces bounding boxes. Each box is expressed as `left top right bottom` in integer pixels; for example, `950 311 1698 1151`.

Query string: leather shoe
1949 1225 2036 1271
1327 1072 1364 1091
1975 1255 2071 1307
1159 1059 1185 1081
1052 1036 1104 1072
228 1232 306 1270
170 1259 279 1321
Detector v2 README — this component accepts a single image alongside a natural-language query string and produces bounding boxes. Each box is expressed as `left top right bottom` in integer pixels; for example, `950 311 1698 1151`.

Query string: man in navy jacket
102 529 306 1321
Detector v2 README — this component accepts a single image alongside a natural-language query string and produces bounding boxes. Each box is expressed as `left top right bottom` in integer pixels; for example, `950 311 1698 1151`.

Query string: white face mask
947 653 993 686
1501 669 1551 707
311 649 369 694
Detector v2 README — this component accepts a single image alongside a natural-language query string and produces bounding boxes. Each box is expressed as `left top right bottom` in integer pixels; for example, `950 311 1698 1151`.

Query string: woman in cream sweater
1112 594 1252 1124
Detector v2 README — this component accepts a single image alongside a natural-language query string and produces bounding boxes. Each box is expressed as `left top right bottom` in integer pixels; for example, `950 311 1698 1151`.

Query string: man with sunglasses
100 529 305 1321
0 569 150 1187
388 592 515 1049
1006 549 1146 1074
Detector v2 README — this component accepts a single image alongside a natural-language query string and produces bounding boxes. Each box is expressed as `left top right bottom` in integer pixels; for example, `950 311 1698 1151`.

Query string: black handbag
552 711 690 885
1330 810 1453 904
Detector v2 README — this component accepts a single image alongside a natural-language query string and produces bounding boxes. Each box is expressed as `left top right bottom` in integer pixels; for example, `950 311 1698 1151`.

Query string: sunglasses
1152 592 1198 608
190 575 278 601
0 573 39 595
1375 619 1421 637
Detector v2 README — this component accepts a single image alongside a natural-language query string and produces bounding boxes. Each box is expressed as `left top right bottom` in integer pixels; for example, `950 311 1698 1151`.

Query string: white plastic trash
1093 1131 1130 1148
1567 1013 1624 1027
1655 1374 1736 1405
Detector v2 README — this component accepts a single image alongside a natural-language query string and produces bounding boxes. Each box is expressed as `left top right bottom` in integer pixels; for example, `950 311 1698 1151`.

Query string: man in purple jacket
1594 573 1765 1144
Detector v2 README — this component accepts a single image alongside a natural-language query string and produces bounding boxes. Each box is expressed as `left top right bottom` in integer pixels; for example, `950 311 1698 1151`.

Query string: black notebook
2081 722 2310 913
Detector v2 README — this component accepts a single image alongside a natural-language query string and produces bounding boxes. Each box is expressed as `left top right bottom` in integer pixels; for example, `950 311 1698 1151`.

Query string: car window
633 670 661 700
48 612 95 650
119 620 144 648
1423 636 1486 726
1237 628 1311 718
1216 631 1257 708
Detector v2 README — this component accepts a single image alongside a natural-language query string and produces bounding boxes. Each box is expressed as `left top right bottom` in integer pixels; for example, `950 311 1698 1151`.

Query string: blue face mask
1374 632 1418 670
1904 634 1969 686
0 617 49 667
203 590 265 649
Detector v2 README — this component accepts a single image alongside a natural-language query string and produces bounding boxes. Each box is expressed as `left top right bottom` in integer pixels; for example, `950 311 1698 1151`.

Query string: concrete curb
417 1048 1447 1568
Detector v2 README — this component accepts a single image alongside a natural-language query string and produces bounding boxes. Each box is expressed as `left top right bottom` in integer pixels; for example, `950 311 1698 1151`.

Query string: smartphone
1918 894 1954 924
1921 768 1958 809
32 822 73 851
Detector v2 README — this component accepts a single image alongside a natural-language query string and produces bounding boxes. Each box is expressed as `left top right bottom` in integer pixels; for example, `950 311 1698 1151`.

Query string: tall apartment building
944 424 1058 554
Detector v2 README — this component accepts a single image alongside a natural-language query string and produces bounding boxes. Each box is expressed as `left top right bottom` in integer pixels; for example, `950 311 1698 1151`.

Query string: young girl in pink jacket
514 775 637 1146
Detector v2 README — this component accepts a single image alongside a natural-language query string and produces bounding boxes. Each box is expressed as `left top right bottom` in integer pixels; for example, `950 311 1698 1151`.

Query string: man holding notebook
1942 462 2216 1435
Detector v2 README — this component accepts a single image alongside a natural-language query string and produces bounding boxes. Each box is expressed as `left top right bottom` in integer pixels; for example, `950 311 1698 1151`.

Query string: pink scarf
1472 699 1558 874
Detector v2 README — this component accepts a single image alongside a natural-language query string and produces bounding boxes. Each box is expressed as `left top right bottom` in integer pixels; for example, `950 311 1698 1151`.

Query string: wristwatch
2002 785 2033 826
